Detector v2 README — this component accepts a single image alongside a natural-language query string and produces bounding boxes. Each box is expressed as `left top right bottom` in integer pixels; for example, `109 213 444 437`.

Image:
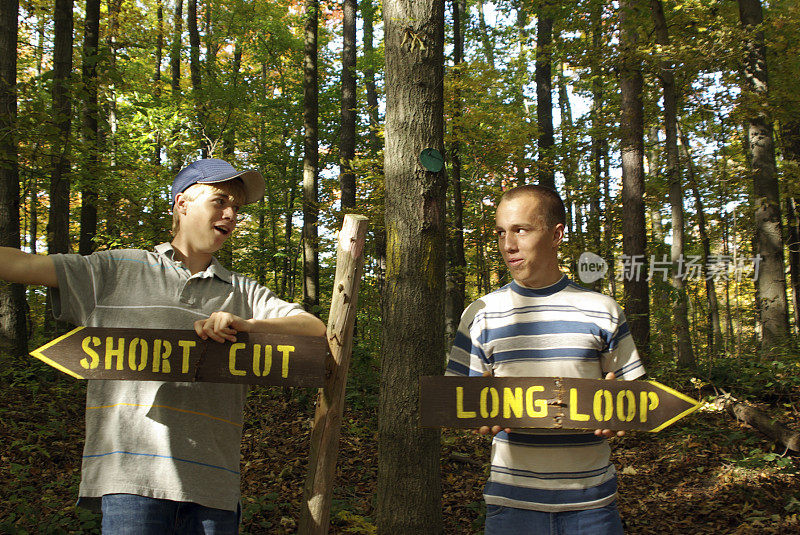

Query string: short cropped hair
499 184 566 229
171 180 247 236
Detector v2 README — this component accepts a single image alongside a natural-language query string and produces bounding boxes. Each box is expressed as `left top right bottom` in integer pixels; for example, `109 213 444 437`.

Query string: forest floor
1 362 799 534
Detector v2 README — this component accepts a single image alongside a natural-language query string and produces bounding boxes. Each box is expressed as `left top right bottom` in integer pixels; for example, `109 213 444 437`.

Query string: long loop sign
31 326 328 387
420 376 701 432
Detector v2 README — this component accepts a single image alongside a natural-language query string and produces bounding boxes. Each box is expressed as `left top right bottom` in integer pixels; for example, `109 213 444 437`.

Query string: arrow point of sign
646 380 702 432
30 326 86 380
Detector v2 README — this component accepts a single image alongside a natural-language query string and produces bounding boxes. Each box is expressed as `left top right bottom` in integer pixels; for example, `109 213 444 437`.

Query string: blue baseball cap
171 159 265 205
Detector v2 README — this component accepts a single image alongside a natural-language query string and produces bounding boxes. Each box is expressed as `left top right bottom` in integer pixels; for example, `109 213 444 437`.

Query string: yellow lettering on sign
128 338 148 372
593 389 613 422
252 344 262 376
503 387 524 418
617 390 636 422
456 387 476 418
277 345 294 378
640 391 659 423
105 337 125 370
569 388 590 422
153 339 172 373
479 387 499 418
177 340 195 373
229 343 246 376
80 336 101 370
253 345 273 377
525 386 547 417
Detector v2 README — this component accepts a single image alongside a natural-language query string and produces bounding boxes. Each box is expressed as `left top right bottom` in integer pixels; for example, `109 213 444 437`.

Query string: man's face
175 185 241 254
495 195 564 288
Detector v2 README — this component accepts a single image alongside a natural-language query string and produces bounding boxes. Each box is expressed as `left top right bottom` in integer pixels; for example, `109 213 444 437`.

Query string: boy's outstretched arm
194 311 327 343
0 247 58 287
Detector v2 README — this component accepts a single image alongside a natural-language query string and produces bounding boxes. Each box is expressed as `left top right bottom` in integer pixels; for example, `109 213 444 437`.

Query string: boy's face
174 184 241 254
495 194 564 288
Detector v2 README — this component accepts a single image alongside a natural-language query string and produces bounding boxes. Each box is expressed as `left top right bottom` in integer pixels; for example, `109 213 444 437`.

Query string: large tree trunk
445 0 466 344
377 1 445 533
514 0 528 186
339 0 357 211
535 8 554 190
0 0 27 356
738 0 790 350
302 0 320 313
79 0 101 256
650 0 694 367
618 0 649 358
48 0 73 256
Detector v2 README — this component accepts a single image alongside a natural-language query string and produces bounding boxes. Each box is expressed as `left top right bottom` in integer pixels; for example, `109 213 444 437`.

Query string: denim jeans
484 501 624 535
101 493 239 535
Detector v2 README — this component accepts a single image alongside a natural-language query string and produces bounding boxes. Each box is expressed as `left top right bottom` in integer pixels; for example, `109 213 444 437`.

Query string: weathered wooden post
299 214 368 534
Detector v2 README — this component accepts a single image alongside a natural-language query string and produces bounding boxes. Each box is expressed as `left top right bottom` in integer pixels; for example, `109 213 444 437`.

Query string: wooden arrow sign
419 376 701 432
30 326 328 387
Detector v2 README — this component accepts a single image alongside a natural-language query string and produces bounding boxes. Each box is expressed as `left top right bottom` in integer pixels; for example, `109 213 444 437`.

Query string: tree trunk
590 1 604 258
153 0 164 166
361 0 381 156
476 0 495 68
188 0 207 156
377 1 445 533
679 127 723 354
48 0 73 256
514 0 528 186
786 198 800 333
650 0 694 367
339 0 357 211
170 0 183 175
618 0 649 358
738 0 790 350
79 0 101 256
445 0 467 344
302 0 320 313
535 8 554 190
0 0 27 356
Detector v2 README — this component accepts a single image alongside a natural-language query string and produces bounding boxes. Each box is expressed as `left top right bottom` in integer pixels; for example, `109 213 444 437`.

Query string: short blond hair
171 180 247 235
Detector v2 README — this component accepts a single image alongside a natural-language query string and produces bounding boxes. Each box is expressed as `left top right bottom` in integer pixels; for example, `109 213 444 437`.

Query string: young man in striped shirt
0 159 326 533
445 185 644 534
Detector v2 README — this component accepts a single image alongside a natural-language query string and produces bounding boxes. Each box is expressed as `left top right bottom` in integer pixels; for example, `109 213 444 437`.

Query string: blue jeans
101 494 239 535
484 501 624 535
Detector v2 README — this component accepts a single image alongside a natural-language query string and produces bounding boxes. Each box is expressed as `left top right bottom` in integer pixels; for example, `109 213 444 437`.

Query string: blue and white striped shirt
446 276 644 512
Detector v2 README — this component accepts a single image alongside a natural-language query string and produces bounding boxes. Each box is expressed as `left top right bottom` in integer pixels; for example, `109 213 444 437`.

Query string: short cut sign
30 326 328 387
419 376 701 432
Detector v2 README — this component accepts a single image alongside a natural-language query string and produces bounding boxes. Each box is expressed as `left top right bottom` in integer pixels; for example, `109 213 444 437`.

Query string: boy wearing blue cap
0 159 326 533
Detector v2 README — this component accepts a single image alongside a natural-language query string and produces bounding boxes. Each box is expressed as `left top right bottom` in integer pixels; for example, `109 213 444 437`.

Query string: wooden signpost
420 376 701 432
30 326 328 387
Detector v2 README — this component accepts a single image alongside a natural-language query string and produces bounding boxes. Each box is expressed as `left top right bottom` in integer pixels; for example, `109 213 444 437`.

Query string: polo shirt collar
155 242 233 284
510 275 569 297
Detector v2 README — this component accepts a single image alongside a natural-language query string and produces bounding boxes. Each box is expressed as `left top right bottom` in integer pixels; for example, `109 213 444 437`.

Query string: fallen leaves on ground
1 373 798 534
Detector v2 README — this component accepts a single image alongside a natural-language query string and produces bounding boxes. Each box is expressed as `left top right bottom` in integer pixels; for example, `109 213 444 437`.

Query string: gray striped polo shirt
50 243 304 511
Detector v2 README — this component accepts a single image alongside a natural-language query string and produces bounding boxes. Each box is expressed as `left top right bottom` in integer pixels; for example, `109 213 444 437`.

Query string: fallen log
715 395 800 452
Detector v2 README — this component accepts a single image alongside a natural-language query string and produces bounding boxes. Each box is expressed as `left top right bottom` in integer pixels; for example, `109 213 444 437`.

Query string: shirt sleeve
248 282 305 320
49 251 115 325
600 307 645 380
445 299 492 377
